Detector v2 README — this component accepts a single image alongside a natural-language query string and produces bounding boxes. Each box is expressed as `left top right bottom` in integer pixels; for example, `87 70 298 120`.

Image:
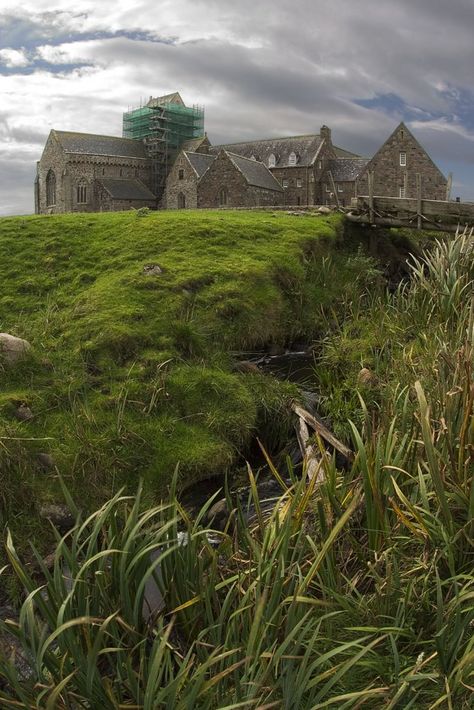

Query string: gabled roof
211 135 324 168
147 92 184 107
181 136 211 153
225 151 283 191
52 130 147 159
184 151 215 177
333 146 361 158
364 122 446 180
98 178 156 200
327 158 369 182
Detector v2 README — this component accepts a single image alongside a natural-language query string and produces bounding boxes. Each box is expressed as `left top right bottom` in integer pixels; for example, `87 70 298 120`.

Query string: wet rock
0 333 31 365
233 360 260 374
207 499 229 530
317 206 331 214
15 404 33 422
143 264 163 276
37 453 55 470
39 504 75 533
358 367 379 388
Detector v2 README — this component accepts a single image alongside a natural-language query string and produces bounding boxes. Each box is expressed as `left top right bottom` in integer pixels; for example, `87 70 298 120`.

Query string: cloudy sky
1 0 473 215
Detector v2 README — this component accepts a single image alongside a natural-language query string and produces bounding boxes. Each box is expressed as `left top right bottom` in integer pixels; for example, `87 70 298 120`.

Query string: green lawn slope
0 209 379 530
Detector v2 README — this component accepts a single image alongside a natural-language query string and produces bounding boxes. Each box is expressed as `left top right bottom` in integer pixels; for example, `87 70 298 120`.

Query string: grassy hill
0 209 381 533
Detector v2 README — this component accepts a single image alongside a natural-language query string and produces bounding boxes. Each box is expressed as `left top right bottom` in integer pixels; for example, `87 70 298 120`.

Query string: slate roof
53 130 148 159
181 136 210 153
98 178 156 200
225 152 284 191
147 92 184 107
328 158 369 182
211 135 323 168
333 146 361 159
184 151 215 177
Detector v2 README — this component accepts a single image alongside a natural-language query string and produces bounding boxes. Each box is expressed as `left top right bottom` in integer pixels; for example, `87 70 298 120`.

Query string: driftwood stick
295 415 326 483
292 403 354 462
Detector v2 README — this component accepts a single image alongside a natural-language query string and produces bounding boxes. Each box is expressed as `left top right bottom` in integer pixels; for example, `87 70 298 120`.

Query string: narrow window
120 168 123 177
337 185 343 193
218 188 228 206
318 161 322 170
400 129 404 140
46 169 56 206
296 178 302 188
177 192 186 209
282 179 289 189
325 184 330 192
178 168 184 180
399 152 407 166
77 179 87 204
268 154 276 168
288 151 297 166
102 168 105 176
399 186 406 198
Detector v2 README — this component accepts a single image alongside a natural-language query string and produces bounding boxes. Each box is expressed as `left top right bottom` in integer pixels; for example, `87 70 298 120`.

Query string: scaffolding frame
123 99 204 198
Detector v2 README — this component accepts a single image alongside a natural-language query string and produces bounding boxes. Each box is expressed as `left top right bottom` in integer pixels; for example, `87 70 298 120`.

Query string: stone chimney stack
320 125 332 144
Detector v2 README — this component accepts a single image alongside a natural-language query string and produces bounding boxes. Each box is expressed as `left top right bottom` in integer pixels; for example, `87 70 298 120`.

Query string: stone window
268 153 276 168
318 161 322 170
120 168 123 177
102 168 105 176
338 185 343 193
288 152 297 165
399 186 406 198
296 178 302 188
178 169 184 180
177 192 186 209
282 179 289 189
77 179 88 204
46 169 56 206
400 152 407 166
218 188 228 206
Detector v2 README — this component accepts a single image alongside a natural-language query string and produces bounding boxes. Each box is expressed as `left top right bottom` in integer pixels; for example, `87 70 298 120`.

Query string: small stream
179 347 320 524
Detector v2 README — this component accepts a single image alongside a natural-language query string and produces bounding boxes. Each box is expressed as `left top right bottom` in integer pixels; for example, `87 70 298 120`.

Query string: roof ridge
215 134 320 147
55 130 140 143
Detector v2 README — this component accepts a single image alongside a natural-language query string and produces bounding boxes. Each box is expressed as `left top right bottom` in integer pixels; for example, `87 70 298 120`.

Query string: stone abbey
35 92 448 214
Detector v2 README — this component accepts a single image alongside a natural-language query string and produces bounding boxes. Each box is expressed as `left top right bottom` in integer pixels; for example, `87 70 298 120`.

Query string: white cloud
0 48 30 67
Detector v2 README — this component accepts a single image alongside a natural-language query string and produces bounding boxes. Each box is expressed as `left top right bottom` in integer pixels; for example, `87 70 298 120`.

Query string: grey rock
143 264 163 276
39 504 75 533
15 405 33 422
317 206 331 214
0 333 31 365
37 453 55 470
358 367 379 388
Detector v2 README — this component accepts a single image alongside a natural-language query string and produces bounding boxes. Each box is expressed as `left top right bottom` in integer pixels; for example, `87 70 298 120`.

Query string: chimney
320 125 332 143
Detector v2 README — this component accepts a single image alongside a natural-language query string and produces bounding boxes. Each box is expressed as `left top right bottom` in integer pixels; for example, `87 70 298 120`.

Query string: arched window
177 192 186 209
218 188 228 206
268 153 276 168
77 178 87 204
46 169 56 206
288 151 297 165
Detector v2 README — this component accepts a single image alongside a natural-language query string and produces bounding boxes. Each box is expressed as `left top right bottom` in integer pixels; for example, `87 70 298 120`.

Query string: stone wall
357 125 447 200
269 138 336 206
163 153 198 209
36 133 152 214
197 152 281 208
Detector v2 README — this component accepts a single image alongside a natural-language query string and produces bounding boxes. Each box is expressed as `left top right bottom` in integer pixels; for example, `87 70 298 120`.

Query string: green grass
0 209 383 545
0 220 472 707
